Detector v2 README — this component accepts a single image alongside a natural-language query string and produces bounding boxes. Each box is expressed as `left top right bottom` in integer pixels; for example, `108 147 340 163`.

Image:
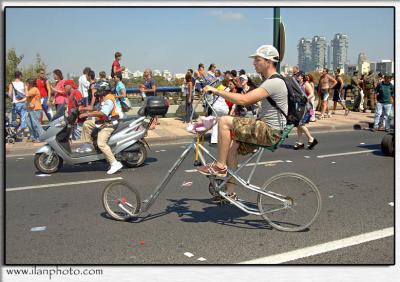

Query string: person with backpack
363 70 376 113
111 52 125 79
197 44 289 203
36 68 53 124
293 72 318 150
8 71 28 135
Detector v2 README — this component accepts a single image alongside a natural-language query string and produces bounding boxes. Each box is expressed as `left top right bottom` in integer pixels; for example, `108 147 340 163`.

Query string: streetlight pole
273 7 281 72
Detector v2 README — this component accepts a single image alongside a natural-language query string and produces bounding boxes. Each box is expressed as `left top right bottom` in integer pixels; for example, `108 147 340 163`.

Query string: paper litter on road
17 157 24 160
160 149 166 152
155 150 160 153
197 257 207 261
285 160 293 163
388 202 394 207
30 226 47 232
331 161 336 164
36 174 51 177
304 156 310 159
328 195 335 199
184 252 194 257
140 240 145 245
181 181 193 187
360 143 365 145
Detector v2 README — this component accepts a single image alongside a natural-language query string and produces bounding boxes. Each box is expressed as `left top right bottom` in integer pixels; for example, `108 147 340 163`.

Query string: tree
22 53 48 81
6 48 24 86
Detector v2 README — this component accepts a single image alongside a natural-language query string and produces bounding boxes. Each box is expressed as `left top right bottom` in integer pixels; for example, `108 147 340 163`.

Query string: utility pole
273 7 281 72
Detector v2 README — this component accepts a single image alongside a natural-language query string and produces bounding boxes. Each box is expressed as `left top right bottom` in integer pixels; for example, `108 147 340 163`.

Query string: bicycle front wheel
257 173 321 232
102 180 141 221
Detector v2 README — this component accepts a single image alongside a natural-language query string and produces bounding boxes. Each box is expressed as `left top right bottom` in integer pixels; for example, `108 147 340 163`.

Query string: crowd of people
6 48 394 177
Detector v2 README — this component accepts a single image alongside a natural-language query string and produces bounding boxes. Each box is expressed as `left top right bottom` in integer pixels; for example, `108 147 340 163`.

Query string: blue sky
5 7 394 75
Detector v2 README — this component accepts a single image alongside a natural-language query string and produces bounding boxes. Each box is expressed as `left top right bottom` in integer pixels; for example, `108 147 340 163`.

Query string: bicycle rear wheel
102 180 141 221
257 173 321 232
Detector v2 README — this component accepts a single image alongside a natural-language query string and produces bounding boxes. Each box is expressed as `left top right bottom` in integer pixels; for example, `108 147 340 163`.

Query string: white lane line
184 160 283 173
239 227 394 264
316 150 378 158
6 153 34 158
6 177 123 192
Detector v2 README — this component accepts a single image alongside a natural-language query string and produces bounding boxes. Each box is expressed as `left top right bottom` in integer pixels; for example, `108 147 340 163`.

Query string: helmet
94 80 112 96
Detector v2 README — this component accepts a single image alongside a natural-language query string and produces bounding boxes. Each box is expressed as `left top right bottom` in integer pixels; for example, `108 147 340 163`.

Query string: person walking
317 68 337 119
79 67 91 106
293 72 318 150
305 73 316 122
52 69 67 112
184 72 194 126
113 72 128 119
8 71 28 136
140 69 158 128
372 74 394 132
362 70 376 113
25 78 44 142
351 71 362 112
36 68 53 123
332 69 350 116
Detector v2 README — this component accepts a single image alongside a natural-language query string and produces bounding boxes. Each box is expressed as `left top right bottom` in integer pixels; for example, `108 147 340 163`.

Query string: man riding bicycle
197 45 288 202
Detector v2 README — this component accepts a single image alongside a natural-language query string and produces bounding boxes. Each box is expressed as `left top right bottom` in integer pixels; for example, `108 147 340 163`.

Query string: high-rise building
311 36 327 71
376 60 394 75
369 62 376 73
358 52 368 66
327 44 333 70
297 38 312 72
331 33 349 71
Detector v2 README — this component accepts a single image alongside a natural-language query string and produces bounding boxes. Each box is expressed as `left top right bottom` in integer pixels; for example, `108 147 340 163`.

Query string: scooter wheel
34 153 63 174
121 143 147 168
7 137 15 144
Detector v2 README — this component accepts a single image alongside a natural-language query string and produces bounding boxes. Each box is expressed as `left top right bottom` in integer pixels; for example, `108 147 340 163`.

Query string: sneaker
293 143 305 150
107 161 123 175
197 162 227 177
307 138 318 150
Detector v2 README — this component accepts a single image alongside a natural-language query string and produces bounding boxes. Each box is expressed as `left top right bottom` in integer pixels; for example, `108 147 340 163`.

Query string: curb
5 122 371 155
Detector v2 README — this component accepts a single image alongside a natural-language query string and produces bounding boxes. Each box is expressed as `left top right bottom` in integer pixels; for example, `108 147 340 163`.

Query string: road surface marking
30 226 47 232
184 252 194 258
239 227 394 264
304 156 310 158
6 177 123 192
6 153 34 158
184 160 283 173
316 150 378 158
197 257 207 261
285 160 293 163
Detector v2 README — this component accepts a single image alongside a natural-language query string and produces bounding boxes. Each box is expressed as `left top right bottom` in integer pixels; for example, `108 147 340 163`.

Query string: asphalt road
5 130 394 264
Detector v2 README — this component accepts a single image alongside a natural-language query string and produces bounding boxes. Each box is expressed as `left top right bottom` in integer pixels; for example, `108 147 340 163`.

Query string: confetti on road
36 174 51 177
304 156 310 159
140 240 145 245
331 161 336 164
30 226 47 232
285 160 293 163
155 150 160 153
160 149 166 152
181 181 193 187
388 202 394 207
328 195 335 199
197 257 207 261
184 252 194 258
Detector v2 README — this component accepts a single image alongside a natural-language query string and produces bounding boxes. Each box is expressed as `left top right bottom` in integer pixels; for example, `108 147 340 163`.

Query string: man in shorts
197 45 288 202
317 68 337 119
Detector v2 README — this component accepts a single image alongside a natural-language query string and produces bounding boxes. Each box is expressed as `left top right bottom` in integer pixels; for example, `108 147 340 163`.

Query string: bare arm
328 75 337 89
304 82 314 101
204 85 269 106
187 82 193 103
338 77 344 92
8 84 13 99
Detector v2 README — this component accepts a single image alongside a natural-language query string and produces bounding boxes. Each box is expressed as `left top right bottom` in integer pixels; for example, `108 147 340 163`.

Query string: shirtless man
317 68 337 119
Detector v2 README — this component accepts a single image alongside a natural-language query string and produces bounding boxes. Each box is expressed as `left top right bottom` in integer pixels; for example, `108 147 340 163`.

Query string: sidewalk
5 110 375 154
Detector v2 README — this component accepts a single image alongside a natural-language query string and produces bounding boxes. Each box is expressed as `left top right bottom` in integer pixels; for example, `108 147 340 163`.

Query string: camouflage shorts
232 117 282 155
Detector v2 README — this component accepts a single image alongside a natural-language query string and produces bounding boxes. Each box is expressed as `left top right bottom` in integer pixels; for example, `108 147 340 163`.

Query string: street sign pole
273 7 281 72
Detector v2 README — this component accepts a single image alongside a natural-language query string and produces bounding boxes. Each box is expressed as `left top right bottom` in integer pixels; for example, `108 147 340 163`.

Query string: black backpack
267 74 308 127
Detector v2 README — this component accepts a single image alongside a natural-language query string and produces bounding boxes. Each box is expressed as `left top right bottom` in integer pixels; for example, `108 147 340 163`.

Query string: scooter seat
113 116 142 135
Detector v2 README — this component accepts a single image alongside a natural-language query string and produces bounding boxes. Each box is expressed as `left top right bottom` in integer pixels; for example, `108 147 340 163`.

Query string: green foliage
22 53 48 81
6 48 24 86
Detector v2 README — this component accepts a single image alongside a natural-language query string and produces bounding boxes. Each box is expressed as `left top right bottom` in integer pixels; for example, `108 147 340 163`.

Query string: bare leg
297 126 303 144
333 101 337 112
321 101 326 116
299 125 314 143
225 141 239 194
216 116 234 168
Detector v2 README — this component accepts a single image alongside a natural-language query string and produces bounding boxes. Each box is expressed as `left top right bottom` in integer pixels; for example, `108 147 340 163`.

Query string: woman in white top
8 71 27 132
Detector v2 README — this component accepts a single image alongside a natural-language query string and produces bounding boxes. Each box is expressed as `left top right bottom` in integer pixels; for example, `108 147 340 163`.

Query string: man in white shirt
79 67 91 106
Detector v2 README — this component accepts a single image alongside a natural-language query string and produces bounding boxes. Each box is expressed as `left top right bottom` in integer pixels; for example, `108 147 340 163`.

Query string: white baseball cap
239 74 248 81
249 45 280 62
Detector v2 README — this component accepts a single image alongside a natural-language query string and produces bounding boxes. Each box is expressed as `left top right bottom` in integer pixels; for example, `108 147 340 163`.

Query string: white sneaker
107 161 123 175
